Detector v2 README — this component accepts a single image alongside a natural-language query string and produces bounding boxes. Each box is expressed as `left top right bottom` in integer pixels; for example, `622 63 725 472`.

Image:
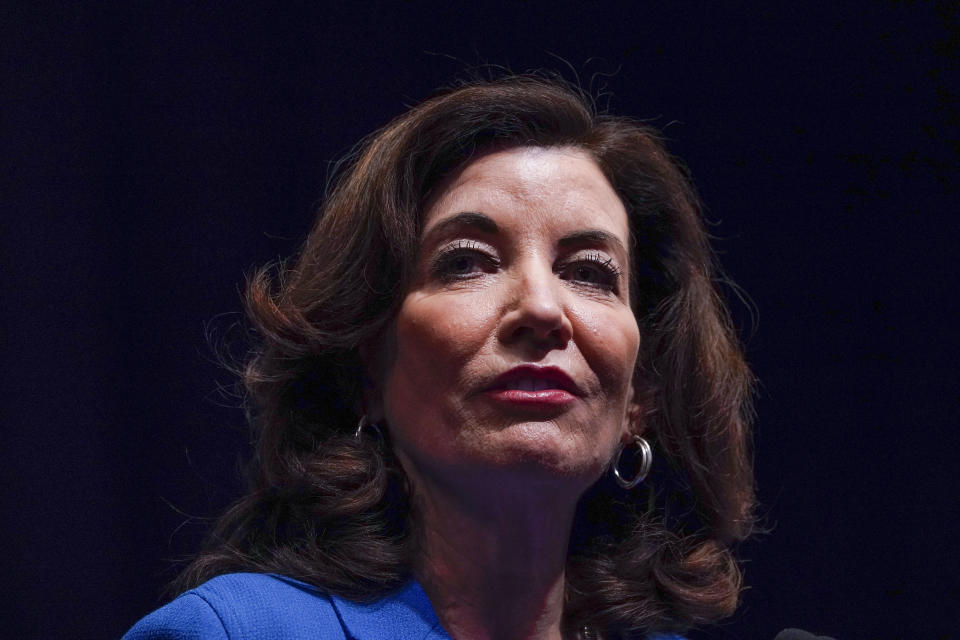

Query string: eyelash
567 252 623 291
432 241 499 280
431 244 622 292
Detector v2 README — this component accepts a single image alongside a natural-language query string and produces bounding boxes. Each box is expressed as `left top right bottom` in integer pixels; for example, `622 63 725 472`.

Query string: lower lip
483 389 577 407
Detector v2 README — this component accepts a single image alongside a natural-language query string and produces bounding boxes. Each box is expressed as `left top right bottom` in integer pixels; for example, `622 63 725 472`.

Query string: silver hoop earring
355 415 386 443
354 415 370 440
612 435 652 489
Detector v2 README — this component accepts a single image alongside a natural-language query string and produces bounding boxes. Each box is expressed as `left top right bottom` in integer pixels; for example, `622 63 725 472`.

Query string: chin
474 424 605 486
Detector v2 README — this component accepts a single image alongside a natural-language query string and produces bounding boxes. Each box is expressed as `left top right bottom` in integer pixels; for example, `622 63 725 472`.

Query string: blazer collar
329 579 451 640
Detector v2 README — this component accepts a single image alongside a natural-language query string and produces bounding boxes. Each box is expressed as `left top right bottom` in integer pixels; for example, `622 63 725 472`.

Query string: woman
124 74 755 640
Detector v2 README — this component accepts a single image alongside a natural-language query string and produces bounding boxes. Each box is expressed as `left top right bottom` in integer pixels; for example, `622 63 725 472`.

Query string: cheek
572 305 640 395
385 292 499 405
396 294 491 363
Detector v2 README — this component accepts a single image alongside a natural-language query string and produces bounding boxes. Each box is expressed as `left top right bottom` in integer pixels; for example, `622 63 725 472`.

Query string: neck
408 468 583 640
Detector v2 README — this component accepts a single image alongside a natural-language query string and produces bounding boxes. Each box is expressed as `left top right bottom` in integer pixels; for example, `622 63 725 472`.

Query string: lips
484 365 582 396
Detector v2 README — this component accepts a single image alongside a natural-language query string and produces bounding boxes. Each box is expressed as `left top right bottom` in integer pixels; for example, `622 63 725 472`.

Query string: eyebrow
557 229 628 260
421 211 500 245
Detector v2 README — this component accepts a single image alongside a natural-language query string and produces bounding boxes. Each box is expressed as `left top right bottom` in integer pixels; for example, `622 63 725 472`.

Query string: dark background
4 3 958 639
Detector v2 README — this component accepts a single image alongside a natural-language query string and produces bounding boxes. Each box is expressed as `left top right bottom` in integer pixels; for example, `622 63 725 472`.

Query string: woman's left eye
563 254 621 291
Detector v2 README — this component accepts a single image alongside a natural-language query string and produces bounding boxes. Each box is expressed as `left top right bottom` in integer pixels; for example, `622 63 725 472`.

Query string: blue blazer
122 572 687 639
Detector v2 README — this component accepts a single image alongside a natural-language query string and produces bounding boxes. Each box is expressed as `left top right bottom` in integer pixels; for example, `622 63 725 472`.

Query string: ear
622 382 647 443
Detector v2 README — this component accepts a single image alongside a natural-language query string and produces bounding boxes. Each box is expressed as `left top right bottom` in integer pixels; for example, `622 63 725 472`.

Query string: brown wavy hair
173 73 756 638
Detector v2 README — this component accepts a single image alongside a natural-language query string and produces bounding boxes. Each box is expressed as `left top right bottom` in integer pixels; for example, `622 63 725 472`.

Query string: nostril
505 324 570 351
498 276 573 348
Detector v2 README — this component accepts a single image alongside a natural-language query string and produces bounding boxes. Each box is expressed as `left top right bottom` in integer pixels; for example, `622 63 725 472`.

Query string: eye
432 240 498 281
446 253 481 274
572 264 606 284
562 252 622 292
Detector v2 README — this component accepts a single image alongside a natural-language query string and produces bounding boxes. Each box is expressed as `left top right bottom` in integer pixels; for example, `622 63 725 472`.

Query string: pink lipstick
482 365 580 409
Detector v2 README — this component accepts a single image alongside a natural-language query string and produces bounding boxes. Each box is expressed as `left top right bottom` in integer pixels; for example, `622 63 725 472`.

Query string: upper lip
484 365 582 395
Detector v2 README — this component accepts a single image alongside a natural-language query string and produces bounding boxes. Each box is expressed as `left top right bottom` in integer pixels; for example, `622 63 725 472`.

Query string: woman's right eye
445 253 480 274
432 241 497 280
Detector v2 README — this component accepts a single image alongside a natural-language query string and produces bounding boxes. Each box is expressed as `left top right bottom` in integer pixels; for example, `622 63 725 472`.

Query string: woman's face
372 146 641 493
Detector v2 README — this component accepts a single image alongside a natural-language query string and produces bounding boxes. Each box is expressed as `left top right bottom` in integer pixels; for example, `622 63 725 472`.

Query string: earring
354 415 371 440
354 414 386 442
612 435 653 489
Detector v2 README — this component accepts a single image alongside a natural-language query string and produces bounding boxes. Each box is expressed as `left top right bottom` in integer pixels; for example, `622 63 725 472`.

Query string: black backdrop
4 3 958 639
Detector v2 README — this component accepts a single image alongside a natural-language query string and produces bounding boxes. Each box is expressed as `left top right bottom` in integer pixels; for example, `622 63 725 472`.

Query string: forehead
423 146 630 243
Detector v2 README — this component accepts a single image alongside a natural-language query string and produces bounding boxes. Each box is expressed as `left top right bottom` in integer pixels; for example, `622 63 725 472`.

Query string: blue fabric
122 572 686 639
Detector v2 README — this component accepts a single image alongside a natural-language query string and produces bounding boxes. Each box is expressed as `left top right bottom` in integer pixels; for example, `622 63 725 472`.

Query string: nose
497 258 573 351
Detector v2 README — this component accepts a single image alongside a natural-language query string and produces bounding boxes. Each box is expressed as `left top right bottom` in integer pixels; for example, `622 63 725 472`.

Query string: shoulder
122 573 345 640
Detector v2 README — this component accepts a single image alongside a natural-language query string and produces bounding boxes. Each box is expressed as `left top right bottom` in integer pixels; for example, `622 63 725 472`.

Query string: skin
366 146 642 640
